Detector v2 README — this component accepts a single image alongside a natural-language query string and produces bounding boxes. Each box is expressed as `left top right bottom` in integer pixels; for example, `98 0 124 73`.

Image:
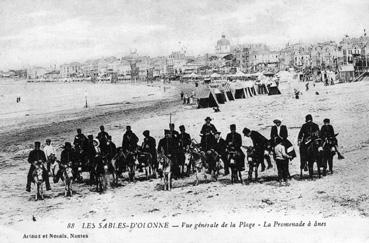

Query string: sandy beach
1 80 369 242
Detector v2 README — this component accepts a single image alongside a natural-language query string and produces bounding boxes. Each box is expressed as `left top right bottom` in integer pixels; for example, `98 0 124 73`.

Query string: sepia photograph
0 0 369 242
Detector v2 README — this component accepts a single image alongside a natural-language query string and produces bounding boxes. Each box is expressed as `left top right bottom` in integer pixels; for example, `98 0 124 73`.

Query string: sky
0 0 368 70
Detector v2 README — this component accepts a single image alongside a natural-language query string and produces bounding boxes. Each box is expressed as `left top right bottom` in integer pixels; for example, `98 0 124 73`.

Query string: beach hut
211 87 227 104
230 81 246 99
221 82 235 101
196 87 219 108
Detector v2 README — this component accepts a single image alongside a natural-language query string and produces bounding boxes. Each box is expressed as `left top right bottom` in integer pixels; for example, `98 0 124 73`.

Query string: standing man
122 126 139 154
178 125 191 177
44 138 56 174
297 114 320 174
200 117 217 152
141 130 157 173
225 124 245 173
270 119 288 145
242 128 271 172
26 141 51 192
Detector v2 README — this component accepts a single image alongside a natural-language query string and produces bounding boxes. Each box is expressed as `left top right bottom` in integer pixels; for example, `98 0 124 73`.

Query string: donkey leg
239 171 243 184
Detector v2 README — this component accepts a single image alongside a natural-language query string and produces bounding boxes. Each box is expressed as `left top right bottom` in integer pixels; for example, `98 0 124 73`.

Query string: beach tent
243 81 255 97
211 88 227 104
196 87 219 108
230 81 246 99
221 82 235 101
267 84 281 95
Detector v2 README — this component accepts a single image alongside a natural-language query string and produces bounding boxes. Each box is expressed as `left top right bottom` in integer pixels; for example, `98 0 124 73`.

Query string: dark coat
60 149 77 165
73 133 88 150
122 132 139 153
28 149 46 164
320 124 335 139
225 132 242 150
178 132 191 151
142 136 156 155
214 138 227 156
97 131 109 145
298 122 320 143
270 125 288 141
200 123 217 136
157 137 179 156
106 142 117 160
250 131 269 151
201 134 216 152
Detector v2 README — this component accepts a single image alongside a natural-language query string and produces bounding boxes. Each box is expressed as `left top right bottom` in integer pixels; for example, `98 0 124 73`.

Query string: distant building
60 62 82 78
310 41 338 69
338 34 369 67
27 66 48 79
215 35 231 55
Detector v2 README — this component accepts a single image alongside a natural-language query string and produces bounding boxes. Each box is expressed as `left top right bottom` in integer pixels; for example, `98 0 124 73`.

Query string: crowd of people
26 114 340 192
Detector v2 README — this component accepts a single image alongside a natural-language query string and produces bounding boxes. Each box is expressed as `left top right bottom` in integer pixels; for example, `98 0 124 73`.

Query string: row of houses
4 33 368 82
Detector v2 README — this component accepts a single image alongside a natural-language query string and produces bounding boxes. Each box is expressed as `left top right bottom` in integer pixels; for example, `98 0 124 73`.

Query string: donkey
321 134 339 175
158 153 172 190
245 146 259 182
227 150 243 184
63 161 74 197
304 138 323 179
32 161 45 200
137 147 155 180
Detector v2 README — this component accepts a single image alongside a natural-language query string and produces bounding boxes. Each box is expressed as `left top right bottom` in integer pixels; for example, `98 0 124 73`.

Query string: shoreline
0 97 182 153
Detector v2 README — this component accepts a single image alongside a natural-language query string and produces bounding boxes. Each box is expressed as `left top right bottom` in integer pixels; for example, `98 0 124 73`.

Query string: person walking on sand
274 137 292 186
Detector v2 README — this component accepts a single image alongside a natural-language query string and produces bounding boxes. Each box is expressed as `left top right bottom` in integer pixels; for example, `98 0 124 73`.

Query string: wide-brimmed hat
273 119 282 124
323 118 330 123
205 117 212 121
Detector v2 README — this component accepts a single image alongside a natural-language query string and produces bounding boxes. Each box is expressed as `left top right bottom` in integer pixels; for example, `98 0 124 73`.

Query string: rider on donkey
297 114 320 175
225 124 245 174
320 118 343 173
26 142 51 192
178 125 191 177
54 142 77 183
141 130 157 173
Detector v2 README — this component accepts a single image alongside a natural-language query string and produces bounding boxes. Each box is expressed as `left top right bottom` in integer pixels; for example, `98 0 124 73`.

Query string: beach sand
0 80 369 242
